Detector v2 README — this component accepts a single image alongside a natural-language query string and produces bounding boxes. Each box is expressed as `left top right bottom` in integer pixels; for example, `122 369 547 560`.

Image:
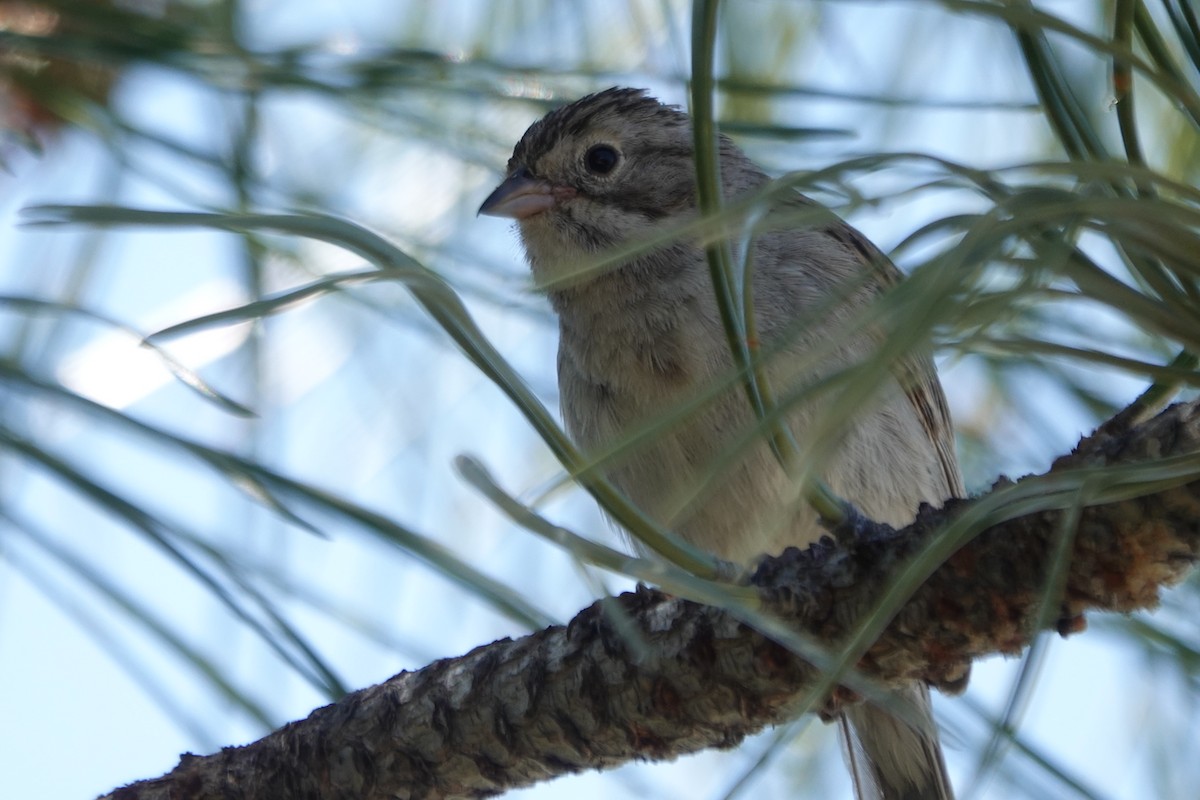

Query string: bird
479 87 962 800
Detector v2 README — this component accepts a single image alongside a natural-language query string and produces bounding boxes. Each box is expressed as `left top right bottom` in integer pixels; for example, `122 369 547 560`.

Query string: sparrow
480 87 962 800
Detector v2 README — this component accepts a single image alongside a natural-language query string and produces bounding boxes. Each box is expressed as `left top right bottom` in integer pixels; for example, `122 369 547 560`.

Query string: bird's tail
841 683 954 800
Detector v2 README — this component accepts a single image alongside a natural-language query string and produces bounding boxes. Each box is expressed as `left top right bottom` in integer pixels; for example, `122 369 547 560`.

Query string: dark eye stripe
610 196 670 220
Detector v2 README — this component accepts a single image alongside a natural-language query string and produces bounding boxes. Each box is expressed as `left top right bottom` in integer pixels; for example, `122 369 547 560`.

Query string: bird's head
479 88 703 270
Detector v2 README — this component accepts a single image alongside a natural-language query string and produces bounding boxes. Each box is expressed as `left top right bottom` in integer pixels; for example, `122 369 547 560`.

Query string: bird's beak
477 167 558 220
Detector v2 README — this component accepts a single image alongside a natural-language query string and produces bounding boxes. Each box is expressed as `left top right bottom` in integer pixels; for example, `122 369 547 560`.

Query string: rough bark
104 400 1200 800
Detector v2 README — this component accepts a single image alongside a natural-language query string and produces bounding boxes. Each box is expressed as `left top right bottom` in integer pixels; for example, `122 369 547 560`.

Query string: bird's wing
819 221 964 499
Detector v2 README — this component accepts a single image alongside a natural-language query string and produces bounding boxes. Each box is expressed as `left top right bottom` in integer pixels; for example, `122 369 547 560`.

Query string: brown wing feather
822 222 963 500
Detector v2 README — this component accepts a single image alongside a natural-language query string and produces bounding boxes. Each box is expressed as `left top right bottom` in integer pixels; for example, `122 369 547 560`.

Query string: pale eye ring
584 144 619 174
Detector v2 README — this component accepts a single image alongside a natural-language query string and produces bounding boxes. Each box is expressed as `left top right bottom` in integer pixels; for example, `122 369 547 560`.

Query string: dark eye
584 144 619 174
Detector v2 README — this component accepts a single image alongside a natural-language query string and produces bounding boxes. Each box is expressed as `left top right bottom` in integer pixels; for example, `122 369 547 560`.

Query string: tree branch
104 400 1200 800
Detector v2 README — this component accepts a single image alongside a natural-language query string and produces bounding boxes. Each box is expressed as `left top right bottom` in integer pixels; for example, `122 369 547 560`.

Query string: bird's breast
553 282 806 563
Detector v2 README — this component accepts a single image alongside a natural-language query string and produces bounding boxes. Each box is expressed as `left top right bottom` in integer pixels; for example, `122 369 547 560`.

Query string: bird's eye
584 144 619 175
